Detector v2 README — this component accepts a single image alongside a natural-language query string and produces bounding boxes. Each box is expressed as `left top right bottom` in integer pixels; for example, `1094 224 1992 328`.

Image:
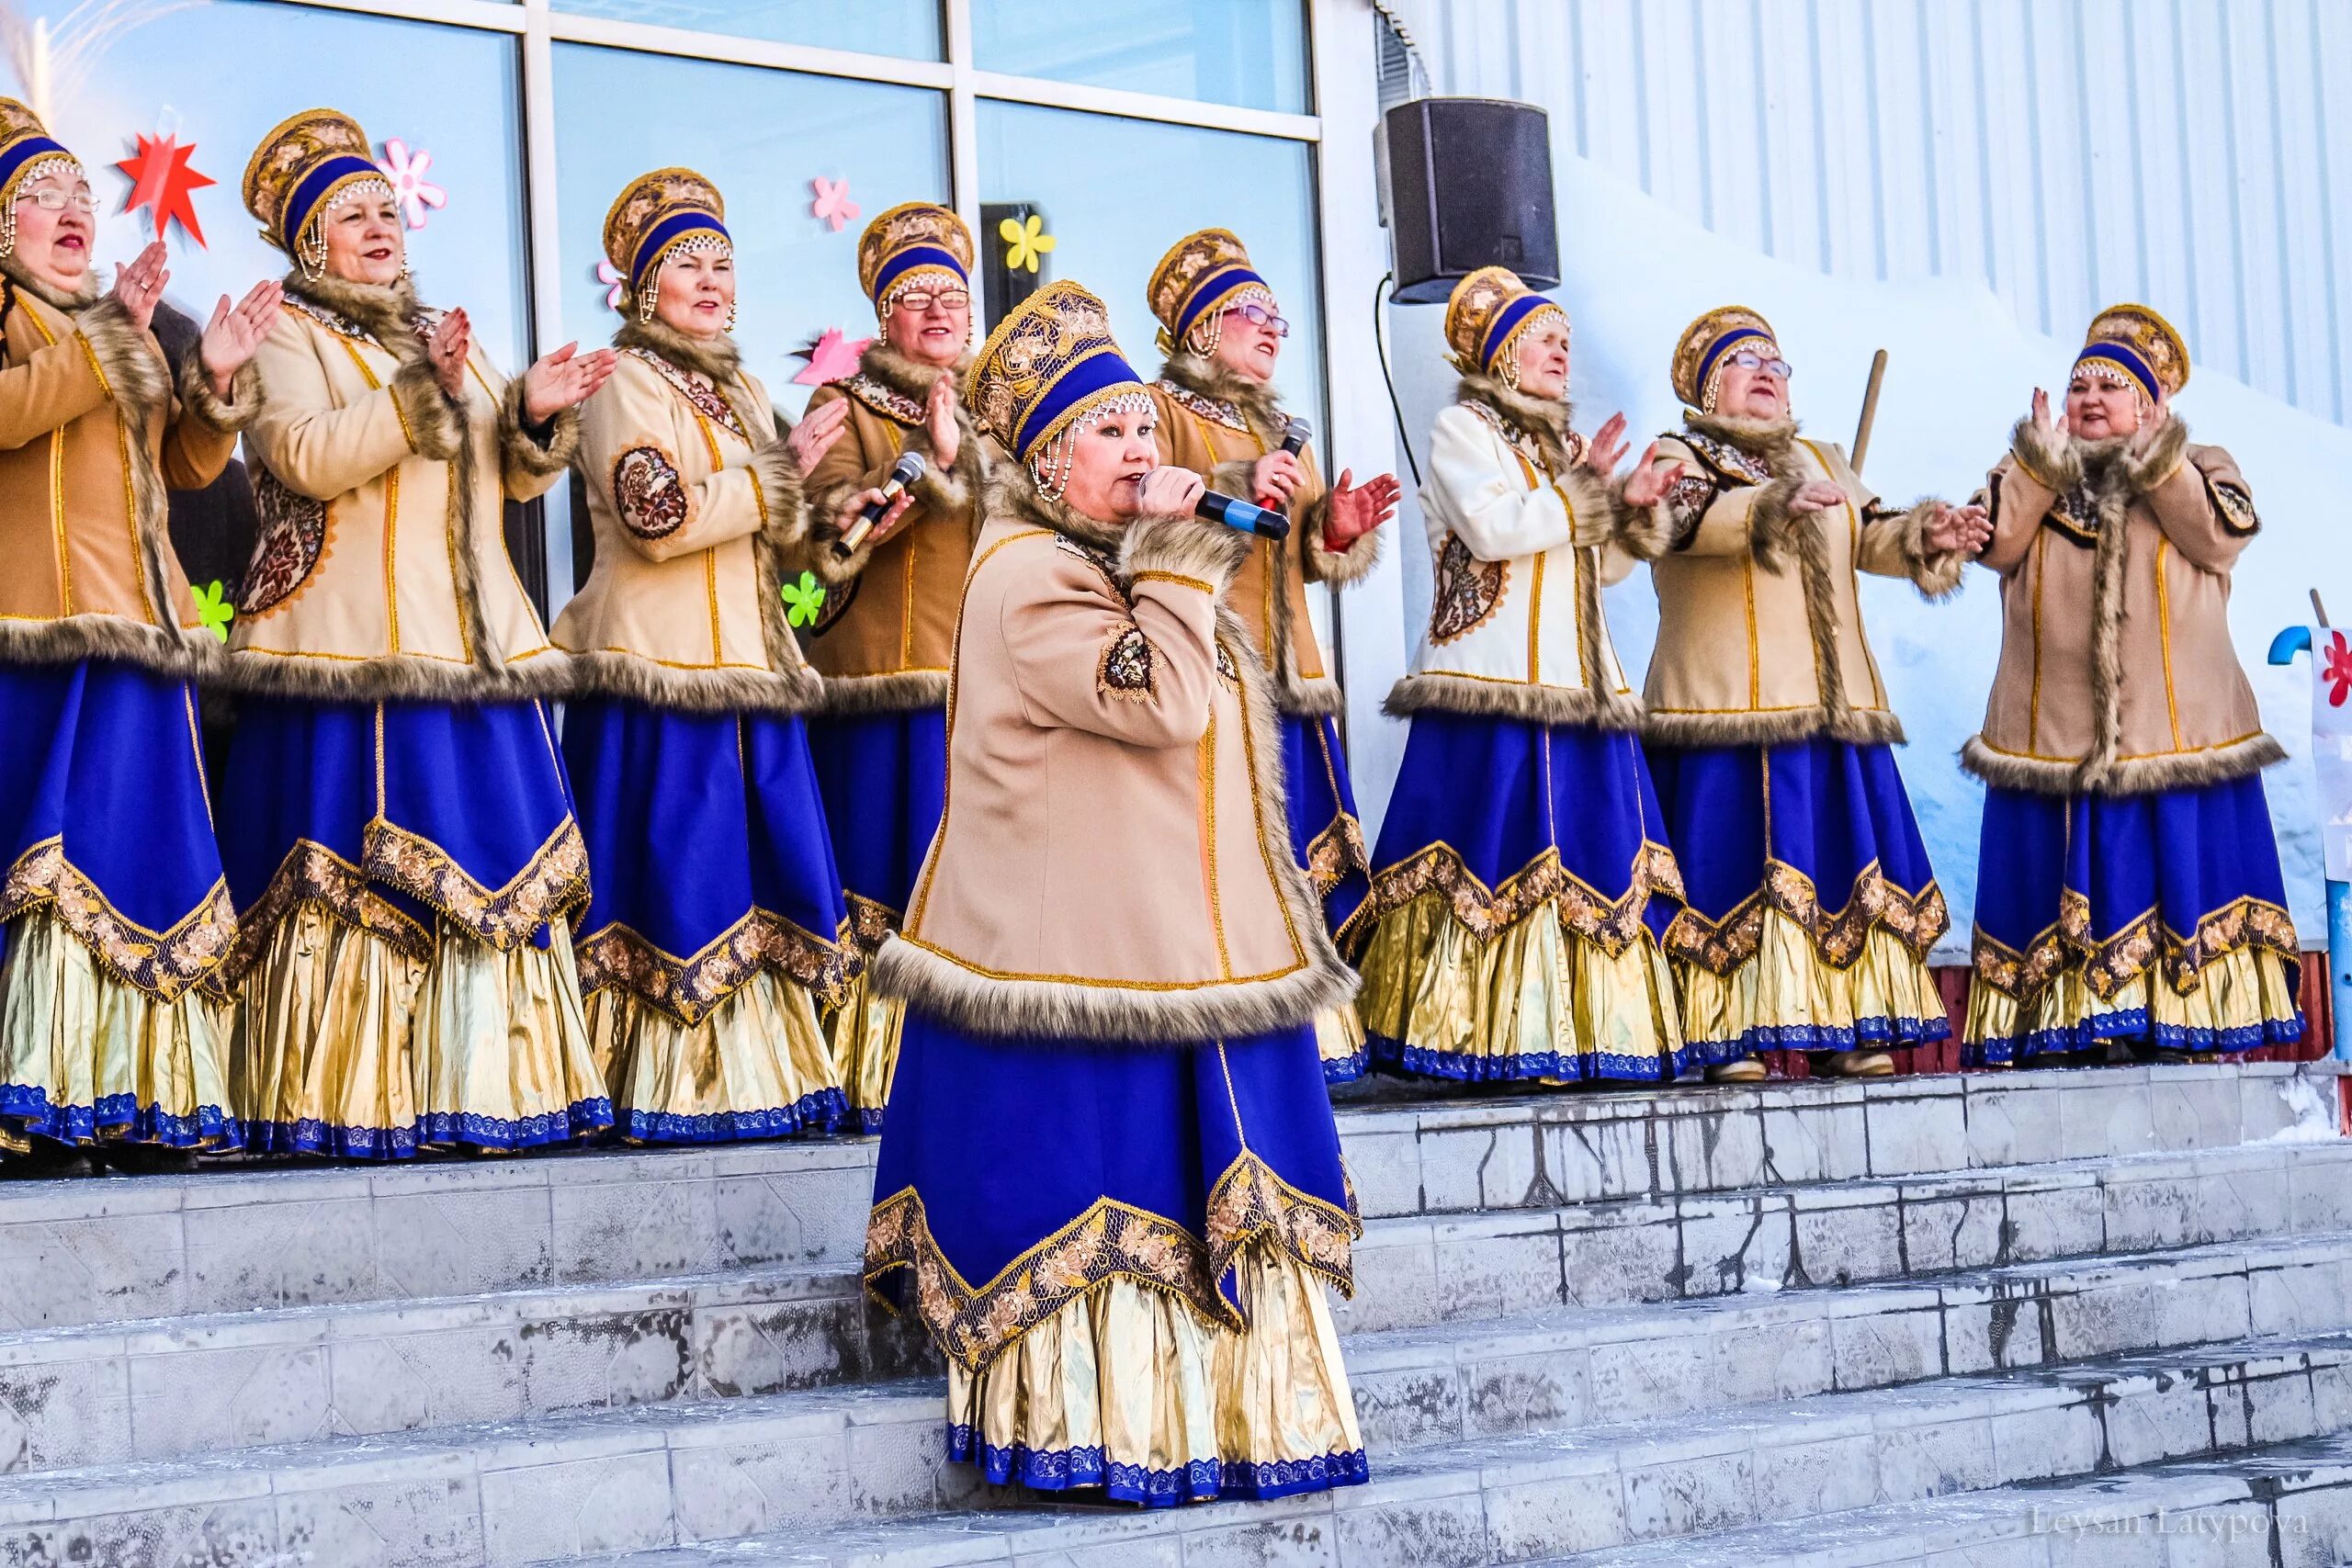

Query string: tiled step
0 1063 2330 1336
547 1334 2352 1567
9 1324 2352 1567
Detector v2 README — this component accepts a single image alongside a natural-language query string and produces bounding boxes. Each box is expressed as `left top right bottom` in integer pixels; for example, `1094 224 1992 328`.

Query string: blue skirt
1351 712 1685 1082
0 660 236 1148
565 698 852 1141
218 694 609 1156
1649 739 1951 1058
1282 712 1370 938
1966 774 2302 1063
808 707 947 937
867 1010 1366 1506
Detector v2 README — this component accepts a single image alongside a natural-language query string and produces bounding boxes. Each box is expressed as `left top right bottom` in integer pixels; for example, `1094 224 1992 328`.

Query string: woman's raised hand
1620 445 1686 510
785 395 851 472
1925 501 1994 556
1322 468 1400 549
523 342 618 423
923 373 961 469
108 242 170 331
428 309 472 400
1788 479 1850 515
198 279 282 398
2030 387 2069 443
1582 412 1631 476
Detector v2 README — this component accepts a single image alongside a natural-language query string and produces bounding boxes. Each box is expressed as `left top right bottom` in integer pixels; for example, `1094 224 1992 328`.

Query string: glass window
550 0 941 61
971 0 1310 115
977 101 1324 427
39 0 530 369
551 46 949 421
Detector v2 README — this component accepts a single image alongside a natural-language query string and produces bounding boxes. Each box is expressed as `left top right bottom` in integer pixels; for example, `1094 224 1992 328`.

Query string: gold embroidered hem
845 893 899 954
865 1150 1360 1376
0 910 238 1148
363 817 592 952
588 966 845 1141
829 965 904 1132
1353 889 1686 1080
1673 908 1948 1053
1664 859 1949 976
1962 941 2300 1052
1304 816 1370 898
575 909 857 1025
224 839 433 985
1971 892 2300 1002
1 840 235 1004
1343 840 1684 953
944 1247 1365 1502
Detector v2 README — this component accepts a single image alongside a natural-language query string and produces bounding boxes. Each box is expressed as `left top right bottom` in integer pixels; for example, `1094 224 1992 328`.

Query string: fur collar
856 340 967 400
1456 373 1582 480
1682 410 1802 463
281 270 431 357
1157 351 1285 438
614 316 741 386
985 454 1125 556
0 252 100 313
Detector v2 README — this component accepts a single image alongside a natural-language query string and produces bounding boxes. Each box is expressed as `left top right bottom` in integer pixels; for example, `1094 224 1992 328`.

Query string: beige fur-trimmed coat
1965 416 2278 795
1644 412 1962 747
0 264 258 678
550 321 813 714
228 272 575 703
871 459 1356 1044
1147 354 1379 716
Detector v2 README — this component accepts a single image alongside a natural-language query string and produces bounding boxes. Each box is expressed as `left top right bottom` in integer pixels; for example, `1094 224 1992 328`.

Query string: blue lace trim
946 1426 1370 1507
1683 1011 1952 1057
1965 1009 2303 1066
619 1087 847 1144
0 1085 240 1149
855 1105 887 1135
1322 1046 1369 1085
235 1097 614 1161
1370 1034 1702 1083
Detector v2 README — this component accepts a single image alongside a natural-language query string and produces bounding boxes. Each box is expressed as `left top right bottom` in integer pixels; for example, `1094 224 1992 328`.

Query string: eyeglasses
893 289 970 313
16 186 96 212
1729 349 1792 379
1226 301 1290 338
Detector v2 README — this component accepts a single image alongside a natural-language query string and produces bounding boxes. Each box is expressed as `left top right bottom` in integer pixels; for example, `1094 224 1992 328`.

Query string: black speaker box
1381 97 1558 303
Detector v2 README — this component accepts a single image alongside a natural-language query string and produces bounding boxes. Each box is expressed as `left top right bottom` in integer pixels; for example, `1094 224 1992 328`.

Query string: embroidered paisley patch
1428 533 1506 644
1099 625 1156 699
614 446 690 539
238 466 330 615
1665 470 1720 547
2209 477 2258 535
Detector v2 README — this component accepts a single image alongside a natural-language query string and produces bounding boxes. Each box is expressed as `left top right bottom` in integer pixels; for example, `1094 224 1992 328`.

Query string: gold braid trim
864 1150 1359 1375
1303 815 1370 897
1664 859 1950 976
1345 840 1683 955
0 840 236 1003
224 839 433 984
576 908 858 1023
1973 892 2299 1002
360 817 591 952
844 893 901 954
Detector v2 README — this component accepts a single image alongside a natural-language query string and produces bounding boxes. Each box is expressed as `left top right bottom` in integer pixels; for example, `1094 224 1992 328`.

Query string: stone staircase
4 1061 2349 1567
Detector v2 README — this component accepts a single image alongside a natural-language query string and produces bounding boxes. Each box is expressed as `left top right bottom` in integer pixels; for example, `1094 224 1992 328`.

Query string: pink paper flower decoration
376 139 447 231
596 260 626 312
792 327 874 386
810 176 859 233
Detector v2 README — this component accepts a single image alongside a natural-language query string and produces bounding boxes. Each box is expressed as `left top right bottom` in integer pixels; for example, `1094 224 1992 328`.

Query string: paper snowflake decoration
376 139 447 231
810 176 859 232
791 326 873 386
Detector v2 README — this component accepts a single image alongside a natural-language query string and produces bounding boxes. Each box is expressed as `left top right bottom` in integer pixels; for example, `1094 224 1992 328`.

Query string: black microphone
832 451 926 558
1196 488 1290 540
1279 415 1311 457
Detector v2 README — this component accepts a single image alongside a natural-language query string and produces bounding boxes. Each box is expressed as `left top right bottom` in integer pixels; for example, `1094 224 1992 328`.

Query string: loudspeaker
1379 97 1557 304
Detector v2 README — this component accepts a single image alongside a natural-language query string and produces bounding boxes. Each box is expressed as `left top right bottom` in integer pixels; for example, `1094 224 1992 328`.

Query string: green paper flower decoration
193 581 234 643
780 570 827 628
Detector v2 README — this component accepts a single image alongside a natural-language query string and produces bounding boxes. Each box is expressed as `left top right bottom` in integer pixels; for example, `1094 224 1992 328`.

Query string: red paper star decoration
116 133 215 248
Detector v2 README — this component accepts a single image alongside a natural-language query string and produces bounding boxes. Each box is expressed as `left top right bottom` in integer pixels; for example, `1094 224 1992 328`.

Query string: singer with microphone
795 202 984 1134
549 167 894 1145
1143 227 1401 1081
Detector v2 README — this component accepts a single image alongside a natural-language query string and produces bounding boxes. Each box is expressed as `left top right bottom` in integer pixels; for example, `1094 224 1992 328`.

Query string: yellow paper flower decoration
999 213 1055 275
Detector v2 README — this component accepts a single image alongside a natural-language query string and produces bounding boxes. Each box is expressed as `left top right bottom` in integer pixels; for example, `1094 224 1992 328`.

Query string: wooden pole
1850 348 1890 475
2313 588 2332 628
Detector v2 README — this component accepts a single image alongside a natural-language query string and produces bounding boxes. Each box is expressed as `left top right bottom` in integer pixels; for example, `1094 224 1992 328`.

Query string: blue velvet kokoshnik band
0 134 73 196
281 153 385 253
1173 264 1268 344
2075 342 2160 402
1476 293 1553 370
1011 344 1143 461
1694 324 1773 398
873 243 967 299
630 209 730 290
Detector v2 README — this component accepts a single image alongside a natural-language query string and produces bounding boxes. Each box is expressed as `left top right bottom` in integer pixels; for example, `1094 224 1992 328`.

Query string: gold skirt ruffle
1353 890 1685 1082
589 967 846 1142
0 910 237 1151
1963 941 2300 1057
232 906 609 1156
829 965 903 1134
945 1246 1367 1504
1674 908 1946 1057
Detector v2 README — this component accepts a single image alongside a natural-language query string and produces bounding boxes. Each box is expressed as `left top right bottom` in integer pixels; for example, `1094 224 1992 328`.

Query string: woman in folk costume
1962 307 2300 1064
219 108 616 1156
865 280 1365 1505
1143 227 1397 1079
1348 268 1690 1086
0 102 273 1166
1641 308 1990 1080
794 202 983 1132
550 168 871 1143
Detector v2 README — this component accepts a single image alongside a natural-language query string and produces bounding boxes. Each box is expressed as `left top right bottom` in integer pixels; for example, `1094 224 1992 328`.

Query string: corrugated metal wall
1390 0 2351 425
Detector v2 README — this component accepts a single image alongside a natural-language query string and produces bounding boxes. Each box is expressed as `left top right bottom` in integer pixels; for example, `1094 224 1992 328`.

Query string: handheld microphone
1196 489 1290 540
832 451 926 558
1278 416 1311 457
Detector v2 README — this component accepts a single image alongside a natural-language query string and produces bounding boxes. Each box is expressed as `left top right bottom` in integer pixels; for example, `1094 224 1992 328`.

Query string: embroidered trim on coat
1664 469 1721 547
239 466 331 615
1973 892 2298 1002
841 374 925 425
1663 859 1950 976
1428 533 1508 645
575 908 857 1023
1680 428 1774 486
1098 625 1157 699
1351 840 1684 955
361 818 592 951
625 346 749 443
0 839 235 1003
613 445 690 539
1155 378 1250 432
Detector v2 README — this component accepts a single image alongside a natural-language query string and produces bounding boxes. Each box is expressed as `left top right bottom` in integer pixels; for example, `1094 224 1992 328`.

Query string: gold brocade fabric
1971 892 2300 1003
0 910 237 1149
1962 941 2300 1050
1352 891 1685 1080
588 966 846 1140
945 1249 1365 1502
1673 908 1947 1051
832 896 903 1130
412 920 606 1147
1313 1005 1367 1077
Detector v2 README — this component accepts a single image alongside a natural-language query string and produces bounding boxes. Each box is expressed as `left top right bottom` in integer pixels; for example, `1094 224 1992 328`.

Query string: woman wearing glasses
1143 227 1398 1079
0 100 274 1168
1639 307 1989 1080
220 107 615 1157
795 202 981 1131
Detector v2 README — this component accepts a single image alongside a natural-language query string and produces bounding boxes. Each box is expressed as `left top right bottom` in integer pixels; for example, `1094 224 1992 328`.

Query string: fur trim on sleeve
175 350 263 436
1744 473 1809 573
1205 457 1260 503
1883 497 1970 600
497 376 580 480
747 434 808 546
1302 491 1383 587
390 356 463 462
74 295 173 425
1119 510 1251 596
2010 415 2083 494
2120 415 2192 496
